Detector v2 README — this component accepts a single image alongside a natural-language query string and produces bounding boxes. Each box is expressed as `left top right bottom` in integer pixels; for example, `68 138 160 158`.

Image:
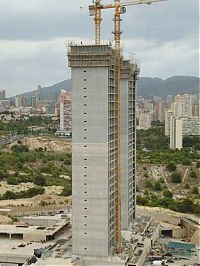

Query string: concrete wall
120 74 136 230
72 65 111 257
20 217 58 227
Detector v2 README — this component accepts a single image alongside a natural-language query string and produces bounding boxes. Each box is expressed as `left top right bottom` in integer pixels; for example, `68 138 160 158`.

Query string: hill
14 76 199 100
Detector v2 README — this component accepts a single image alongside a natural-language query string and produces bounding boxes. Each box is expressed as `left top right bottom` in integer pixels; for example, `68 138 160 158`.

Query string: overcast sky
0 0 199 96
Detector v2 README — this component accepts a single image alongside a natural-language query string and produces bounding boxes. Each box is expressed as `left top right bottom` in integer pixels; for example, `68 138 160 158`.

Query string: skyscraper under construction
68 43 139 257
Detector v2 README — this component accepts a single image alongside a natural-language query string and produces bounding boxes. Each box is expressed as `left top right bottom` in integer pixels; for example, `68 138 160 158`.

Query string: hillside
13 76 199 100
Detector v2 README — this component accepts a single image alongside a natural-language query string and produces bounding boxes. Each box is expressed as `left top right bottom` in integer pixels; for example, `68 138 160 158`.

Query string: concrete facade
68 44 139 257
120 60 138 229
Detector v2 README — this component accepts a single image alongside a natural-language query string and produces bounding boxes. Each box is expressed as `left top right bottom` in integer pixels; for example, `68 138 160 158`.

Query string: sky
0 0 199 97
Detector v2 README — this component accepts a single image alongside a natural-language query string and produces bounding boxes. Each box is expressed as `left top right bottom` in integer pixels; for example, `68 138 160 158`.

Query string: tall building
31 96 37 108
68 44 139 257
182 117 200 136
15 95 28 108
164 110 174 136
167 95 174 104
0 100 10 111
0 90 6 101
36 85 42 101
138 112 152 130
170 117 183 150
60 90 72 132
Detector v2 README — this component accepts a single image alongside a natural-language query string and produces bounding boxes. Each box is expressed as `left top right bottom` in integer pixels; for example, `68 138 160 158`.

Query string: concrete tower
68 43 139 258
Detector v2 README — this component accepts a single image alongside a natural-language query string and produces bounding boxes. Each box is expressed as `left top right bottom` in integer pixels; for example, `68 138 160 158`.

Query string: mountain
13 76 199 100
12 80 72 101
137 76 199 98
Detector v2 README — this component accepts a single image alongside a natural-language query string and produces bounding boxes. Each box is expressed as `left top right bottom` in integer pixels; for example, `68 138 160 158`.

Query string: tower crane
89 0 167 46
89 0 167 255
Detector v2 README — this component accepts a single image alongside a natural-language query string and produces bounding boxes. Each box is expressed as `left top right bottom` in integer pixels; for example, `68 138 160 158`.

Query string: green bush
171 172 182 183
0 186 45 200
182 158 191 165
163 189 173 198
166 162 176 172
60 183 72 197
192 186 199 194
153 181 162 191
33 175 47 186
11 144 29 153
190 170 197 179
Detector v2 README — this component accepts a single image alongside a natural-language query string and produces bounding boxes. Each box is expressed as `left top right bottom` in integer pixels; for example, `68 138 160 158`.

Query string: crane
89 0 167 255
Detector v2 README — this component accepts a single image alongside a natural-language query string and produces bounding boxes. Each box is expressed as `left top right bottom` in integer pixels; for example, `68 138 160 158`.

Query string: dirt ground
20 136 71 152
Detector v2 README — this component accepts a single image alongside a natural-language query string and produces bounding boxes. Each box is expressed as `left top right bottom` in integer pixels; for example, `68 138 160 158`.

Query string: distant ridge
13 76 199 100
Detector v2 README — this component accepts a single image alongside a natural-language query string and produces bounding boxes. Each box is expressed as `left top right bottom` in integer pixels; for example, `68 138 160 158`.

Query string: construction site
0 1 199 266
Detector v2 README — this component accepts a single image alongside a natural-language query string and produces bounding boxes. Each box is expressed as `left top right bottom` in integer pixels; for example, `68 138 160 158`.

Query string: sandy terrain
0 194 71 208
20 136 71 152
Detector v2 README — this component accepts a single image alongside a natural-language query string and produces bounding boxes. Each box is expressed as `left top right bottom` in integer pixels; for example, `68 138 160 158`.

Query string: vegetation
0 147 72 199
137 149 199 165
163 189 173 198
166 162 176 172
190 170 197 179
171 172 182 183
0 116 59 136
0 187 45 200
137 195 200 216
137 126 169 150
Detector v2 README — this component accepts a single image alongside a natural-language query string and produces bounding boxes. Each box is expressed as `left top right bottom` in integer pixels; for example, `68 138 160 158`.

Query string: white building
138 112 152 130
172 94 193 118
68 44 139 258
0 90 6 101
182 116 200 136
0 100 10 111
164 110 174 136
170 117 183 150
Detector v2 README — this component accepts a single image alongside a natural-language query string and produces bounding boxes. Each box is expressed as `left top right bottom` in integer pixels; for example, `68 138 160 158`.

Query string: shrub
60 183 72 197
33 175 47 186
145 179 153 188
163 189 173 198
171 172 182 183
184 183 190 189
190 171 197 179
166 162 176 172
182 159 191 165
192 186 199 194
153 181 162 191
11 144 29 153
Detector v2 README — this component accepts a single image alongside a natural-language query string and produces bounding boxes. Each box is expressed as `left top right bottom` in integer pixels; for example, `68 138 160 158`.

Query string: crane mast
89 0 167 255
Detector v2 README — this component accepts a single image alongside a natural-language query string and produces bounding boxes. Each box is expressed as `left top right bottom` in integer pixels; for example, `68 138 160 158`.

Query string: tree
177 198 194 213
184 183 190 189
153 181 162 191
11 144 29 153
136 195 148 205
182 158 191 165
60 183 72 197
163 189 173 198
166 162 176 172
196 161 200 168
190 170 197 179
171 172 182 183
192 186 199 194
145 179 153 188
33 175 47 186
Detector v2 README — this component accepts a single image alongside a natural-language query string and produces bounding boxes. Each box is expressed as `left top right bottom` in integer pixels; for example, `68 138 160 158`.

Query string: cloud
0 0 198 96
